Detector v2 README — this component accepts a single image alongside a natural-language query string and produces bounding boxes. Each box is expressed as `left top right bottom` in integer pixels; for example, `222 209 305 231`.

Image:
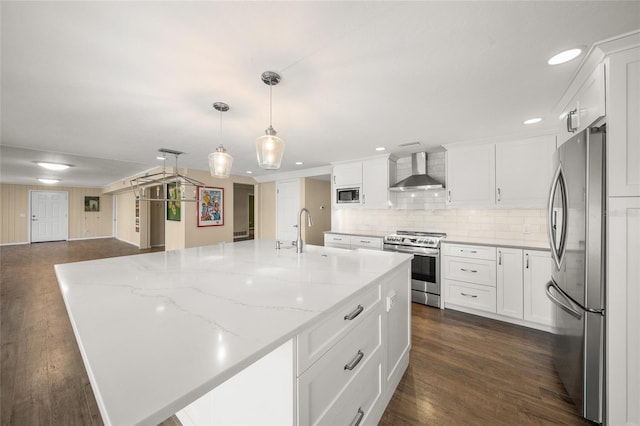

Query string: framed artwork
197 186 224 227
84 196 100 212
166 182 181 221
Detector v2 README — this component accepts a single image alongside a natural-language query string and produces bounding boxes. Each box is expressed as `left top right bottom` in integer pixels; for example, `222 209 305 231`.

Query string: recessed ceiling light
38 178 60 184
548 48 582 65
295 162 303 165
156 156 166 161
375 147 386 151
523 117 542 125
246 171 253 174
36 162 71 171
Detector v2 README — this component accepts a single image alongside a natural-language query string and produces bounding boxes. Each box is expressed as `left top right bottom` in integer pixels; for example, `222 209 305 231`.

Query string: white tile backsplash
333 207 549 248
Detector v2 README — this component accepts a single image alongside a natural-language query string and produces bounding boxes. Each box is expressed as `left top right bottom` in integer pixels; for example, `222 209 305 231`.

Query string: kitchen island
55 239 412 425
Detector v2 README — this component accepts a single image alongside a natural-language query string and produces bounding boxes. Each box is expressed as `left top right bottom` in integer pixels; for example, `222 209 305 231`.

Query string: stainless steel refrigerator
546 126 605 424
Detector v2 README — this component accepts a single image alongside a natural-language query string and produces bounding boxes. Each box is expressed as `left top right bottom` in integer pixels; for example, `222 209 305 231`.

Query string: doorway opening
233 183 255 241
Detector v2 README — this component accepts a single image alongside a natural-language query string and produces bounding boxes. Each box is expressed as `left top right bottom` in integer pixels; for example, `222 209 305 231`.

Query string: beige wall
302 178 331 246
257 181 276 239
1 183 113 244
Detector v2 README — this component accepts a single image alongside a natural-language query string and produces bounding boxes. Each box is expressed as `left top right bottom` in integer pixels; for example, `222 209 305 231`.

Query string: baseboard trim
0 241 29 246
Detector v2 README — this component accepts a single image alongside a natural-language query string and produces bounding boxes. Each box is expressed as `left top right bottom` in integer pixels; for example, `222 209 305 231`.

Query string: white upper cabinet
332 156 396 209
446 136 554 208
558 63 606 147
495 135 556 208
608 47 640 197
333 162 362 187
362 156 396 209
446 144 495 206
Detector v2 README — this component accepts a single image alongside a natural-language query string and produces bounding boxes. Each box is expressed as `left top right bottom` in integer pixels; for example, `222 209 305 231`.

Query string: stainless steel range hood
389 152 444 191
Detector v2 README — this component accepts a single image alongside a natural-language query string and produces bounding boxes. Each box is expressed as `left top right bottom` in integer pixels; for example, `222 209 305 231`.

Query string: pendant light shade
209 145 233 178
209 102 233 178
256 71 285 169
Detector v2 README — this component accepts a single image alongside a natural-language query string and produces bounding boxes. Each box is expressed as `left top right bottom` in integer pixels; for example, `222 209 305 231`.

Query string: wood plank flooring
1 239 591 425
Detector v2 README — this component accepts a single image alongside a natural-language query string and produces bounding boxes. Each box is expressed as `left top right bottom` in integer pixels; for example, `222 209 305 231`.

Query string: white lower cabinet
443 242 552 331
297 262 410 425
324 233 383 251
523 250 552 326
496 248 524 319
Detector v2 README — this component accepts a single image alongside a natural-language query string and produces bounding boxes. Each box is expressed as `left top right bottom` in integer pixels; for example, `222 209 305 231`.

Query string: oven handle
383 247 439 257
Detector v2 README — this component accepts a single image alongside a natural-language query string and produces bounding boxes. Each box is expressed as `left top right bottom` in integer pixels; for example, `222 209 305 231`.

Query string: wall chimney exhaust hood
389 152 444 191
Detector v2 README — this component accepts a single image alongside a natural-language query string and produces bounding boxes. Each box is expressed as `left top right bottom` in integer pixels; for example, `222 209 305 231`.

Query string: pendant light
209 102 233 178
256 71 285 169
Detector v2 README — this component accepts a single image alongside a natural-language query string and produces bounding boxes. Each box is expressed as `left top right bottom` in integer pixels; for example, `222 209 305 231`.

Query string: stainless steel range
383 231 446 308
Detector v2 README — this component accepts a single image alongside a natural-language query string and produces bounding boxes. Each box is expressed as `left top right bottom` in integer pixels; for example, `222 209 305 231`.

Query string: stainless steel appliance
383 231 446 308
336 187 360 204
545 126 605 424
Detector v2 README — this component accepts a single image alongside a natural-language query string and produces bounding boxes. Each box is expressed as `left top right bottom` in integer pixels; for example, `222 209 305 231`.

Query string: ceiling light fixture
38 178 60 184
548 48 582 65
295 161 303 165
523 117 542 125
246 171 253 174
209 102 233 178
256 71 285 170
376 147 386 151
36 162 71 171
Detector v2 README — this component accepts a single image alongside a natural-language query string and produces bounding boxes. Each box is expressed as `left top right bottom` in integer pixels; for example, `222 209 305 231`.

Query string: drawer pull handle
359 240 370 243
351 408 365 426
460 268 478 273
344 305 364 321
344 350 364 371
460 249 477 253
461 292 478 298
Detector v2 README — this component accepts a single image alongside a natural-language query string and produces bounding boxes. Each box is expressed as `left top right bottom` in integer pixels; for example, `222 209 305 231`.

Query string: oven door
383 245 440 307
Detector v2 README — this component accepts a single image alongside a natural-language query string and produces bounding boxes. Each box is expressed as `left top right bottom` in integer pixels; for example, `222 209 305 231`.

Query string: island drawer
443 257 496 287
297 309 382 425
297 284 381 375
445 279 497 313
324 234 351 249
312 347 382 426
443 243 496 261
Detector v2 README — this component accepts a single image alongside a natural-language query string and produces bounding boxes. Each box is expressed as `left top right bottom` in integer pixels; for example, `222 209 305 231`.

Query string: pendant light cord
269 83 273 127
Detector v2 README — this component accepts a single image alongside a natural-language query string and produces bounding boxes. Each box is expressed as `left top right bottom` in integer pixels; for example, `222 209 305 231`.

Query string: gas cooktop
383 231 447 249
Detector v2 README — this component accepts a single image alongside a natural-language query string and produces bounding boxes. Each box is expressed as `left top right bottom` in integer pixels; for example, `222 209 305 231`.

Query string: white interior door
30 190 69 242
276 179 300 243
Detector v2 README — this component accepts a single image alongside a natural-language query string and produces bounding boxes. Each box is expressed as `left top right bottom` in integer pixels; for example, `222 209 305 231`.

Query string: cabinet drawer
350 236 382 250
445 279 497 313
297 284 381 375
443 243 496 260
443 257 496 287
324 234 349 245
314 348 382 426
298 309 382 426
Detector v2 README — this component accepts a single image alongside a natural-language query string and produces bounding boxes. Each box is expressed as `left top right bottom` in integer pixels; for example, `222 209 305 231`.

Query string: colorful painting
166 182 181 221
197 186 224 227
84 196 100 212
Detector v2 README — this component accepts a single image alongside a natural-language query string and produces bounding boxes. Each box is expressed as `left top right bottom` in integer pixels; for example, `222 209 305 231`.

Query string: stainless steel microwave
336 187 360 204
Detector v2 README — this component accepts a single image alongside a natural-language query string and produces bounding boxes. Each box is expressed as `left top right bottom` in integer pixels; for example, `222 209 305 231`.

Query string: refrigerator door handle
545 280 583 319
547 163 568 270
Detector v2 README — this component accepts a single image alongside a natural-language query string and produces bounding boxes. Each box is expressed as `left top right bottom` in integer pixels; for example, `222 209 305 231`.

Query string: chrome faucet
295 208 313 253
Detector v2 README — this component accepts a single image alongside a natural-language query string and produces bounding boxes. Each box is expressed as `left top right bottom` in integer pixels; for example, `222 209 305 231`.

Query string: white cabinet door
607 197 640 426
496 248 523 319
333 162 362 187
362 157 395 209
523 250 552 326
446 145 495 206
385 266 411 385
558 63 606 146
608 47 640 197
495 136 556 208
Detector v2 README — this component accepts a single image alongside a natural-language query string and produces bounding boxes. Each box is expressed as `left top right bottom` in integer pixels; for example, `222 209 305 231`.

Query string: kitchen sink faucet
295 208 313 253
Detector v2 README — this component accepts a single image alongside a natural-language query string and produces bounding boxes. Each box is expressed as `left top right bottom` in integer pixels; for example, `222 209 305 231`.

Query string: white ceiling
1 1 639 187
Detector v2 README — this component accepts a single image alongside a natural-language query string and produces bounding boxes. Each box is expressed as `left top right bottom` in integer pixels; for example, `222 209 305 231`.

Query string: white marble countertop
54 239 412 425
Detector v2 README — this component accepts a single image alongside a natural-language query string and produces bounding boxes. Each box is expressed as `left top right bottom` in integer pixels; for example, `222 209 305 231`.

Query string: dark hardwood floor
1 239 590 425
